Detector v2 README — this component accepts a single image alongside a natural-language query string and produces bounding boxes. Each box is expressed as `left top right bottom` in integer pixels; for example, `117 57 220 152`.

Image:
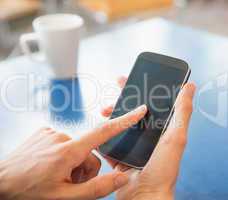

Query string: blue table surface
0 18 228 199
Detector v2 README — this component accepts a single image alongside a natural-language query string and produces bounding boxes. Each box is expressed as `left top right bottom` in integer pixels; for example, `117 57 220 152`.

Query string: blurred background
1 0 228 61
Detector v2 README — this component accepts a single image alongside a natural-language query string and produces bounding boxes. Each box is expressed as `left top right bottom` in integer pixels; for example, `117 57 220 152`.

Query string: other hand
101 76 196 200
0 104 147 200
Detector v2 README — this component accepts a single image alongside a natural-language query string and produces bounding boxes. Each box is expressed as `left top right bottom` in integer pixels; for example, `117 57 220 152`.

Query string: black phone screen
99 52 190 168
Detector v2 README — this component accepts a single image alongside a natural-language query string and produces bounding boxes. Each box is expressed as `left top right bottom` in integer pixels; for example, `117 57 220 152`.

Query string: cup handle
20 33 45 63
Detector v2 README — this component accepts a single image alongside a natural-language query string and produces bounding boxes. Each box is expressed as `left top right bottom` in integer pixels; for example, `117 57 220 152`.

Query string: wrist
132 193 173 200
0 160 13 200
132 187 174 200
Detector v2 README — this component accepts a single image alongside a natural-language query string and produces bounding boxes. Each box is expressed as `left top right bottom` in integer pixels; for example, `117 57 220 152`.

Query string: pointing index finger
72 105 147 153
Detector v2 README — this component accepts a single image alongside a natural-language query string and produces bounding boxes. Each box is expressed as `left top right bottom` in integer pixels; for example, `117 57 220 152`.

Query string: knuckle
59 133 70 139
98 121 112 133
40 127 51 131
38 127 54 134
102 121 112 131
162 129 187 147
180 100 193 113
181 138 188 147
58 147 70 157
160 132 175 145
100 120 118 135
175 133 187 147
35 128 55 139
112 117 131 130
55 145 72 162
51 133 71 142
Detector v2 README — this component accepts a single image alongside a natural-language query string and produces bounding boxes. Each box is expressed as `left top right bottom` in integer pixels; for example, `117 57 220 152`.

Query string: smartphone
99 52 191 169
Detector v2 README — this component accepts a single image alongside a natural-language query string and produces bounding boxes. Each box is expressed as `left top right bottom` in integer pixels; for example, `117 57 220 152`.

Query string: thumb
142 83 196 184
64 172 129 200
168 82 196 132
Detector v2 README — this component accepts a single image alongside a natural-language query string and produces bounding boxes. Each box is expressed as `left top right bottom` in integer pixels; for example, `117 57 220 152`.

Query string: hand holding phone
101 77 196 200
99 52 191 168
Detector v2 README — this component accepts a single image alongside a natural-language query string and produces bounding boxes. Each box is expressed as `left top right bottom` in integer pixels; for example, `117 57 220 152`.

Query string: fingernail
114 173 129 188
189 83 196 94
138 104 147 113
184 82 196 97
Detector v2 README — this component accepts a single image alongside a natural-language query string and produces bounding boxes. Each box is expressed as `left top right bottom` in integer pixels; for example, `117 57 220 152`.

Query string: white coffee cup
20 14 84 79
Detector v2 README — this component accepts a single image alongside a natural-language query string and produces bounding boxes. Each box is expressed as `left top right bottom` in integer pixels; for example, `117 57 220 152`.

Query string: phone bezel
98 52 191 169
